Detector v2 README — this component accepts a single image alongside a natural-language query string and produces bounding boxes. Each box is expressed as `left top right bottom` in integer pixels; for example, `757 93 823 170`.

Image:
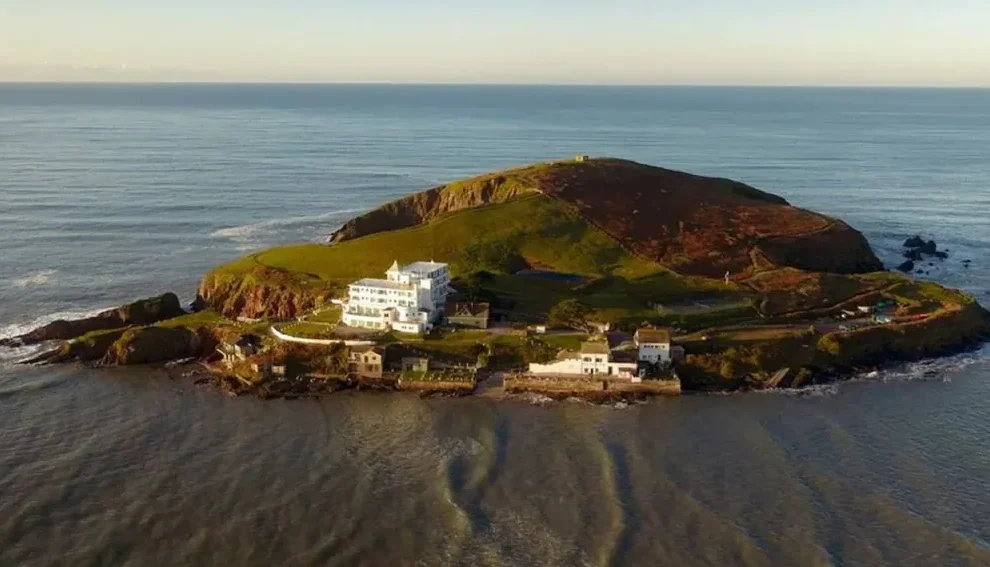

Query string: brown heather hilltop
329 158 883 278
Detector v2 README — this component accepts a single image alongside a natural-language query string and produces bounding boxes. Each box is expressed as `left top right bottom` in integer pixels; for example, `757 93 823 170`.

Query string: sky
2 0 989 86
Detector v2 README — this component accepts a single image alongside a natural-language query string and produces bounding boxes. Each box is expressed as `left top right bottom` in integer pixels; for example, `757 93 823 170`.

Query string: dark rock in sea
934 251 949 259
921 240 938 255
904 235 927 249
897 260 916 272
903 248 924 261
0 293 185 348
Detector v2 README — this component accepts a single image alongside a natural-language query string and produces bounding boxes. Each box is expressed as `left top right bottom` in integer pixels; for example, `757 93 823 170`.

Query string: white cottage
634 328 672 365
341 261 451 334
528 340 638 378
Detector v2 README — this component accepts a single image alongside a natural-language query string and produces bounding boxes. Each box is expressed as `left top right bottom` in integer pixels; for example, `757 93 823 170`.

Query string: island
5 157 988 400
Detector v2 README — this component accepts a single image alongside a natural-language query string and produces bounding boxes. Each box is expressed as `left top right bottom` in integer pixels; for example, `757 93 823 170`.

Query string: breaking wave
0 307 110 342
210 208 367 246
0 307 109 369
759 345 989 398
10 269 58 289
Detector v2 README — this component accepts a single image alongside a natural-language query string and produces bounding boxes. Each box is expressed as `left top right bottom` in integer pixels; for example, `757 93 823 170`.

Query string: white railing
270 326 375 347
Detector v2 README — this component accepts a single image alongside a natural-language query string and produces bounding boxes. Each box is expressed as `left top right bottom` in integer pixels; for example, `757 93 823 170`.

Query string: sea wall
504 375 605 394
611 380 682 396
397 380 476 394
505 374 683 398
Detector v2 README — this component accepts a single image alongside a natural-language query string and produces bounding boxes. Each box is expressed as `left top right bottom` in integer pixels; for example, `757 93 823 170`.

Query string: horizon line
1 80 990 90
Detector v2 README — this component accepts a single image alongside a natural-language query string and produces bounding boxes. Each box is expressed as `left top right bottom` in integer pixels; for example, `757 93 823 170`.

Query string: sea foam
10 269 58 289
210 208 367 245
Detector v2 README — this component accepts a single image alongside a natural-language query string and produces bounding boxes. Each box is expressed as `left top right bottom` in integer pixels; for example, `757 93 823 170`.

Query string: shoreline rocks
898 234 950 272
0 293 185 348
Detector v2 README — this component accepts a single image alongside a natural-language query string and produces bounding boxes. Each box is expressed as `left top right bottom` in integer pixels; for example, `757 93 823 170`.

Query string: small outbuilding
401 357 430 373
348 346 385 379
445 302 491 330
218 334 264 369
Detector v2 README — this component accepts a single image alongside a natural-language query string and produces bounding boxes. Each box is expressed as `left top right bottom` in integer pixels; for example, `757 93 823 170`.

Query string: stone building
348 346 385 379
445 302 490 329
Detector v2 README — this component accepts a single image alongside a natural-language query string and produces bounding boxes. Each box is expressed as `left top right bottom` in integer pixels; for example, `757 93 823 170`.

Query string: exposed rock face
21 329 128 365
197 267 334 319
329 158 883 277
329 172 540 243
102 326 215 366
0 293 185 347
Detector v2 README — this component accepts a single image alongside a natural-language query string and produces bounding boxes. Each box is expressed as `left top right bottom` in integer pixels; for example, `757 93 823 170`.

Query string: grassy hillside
203 193 757 321
215 194 663 284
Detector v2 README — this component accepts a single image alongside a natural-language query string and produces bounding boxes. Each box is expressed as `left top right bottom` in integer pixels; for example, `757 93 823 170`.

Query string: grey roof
351 278 413 290
580 341 610 355
636 328 671 344
404 261 448 274
446 302 490 318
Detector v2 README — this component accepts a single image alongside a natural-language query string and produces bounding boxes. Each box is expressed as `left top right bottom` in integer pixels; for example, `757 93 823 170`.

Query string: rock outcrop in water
0 293 185 348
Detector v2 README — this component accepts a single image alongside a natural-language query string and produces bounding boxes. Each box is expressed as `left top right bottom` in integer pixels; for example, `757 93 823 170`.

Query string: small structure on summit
445 301 490 329
339 260 451 334
634 328 672 365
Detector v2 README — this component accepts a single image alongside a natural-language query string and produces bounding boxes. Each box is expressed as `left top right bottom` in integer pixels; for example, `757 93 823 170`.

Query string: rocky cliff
0 293 185 347
102 326 216 366
197 266 335 320
329 168 541 243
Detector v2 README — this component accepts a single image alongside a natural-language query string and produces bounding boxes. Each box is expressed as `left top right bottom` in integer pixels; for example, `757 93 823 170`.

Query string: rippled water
1 85 989 566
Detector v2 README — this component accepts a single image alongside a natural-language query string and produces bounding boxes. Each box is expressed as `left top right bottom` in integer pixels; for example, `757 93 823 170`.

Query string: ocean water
1 84 989 566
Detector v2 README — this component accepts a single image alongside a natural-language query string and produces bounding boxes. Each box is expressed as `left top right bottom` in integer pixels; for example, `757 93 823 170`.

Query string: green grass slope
201 194 715 319
215 194 663 283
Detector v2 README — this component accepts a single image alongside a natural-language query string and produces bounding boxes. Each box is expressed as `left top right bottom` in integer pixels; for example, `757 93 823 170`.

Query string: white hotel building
340 261 451 334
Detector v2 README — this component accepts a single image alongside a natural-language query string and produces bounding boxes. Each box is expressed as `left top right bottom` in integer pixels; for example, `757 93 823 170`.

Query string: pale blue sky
2 0 988 85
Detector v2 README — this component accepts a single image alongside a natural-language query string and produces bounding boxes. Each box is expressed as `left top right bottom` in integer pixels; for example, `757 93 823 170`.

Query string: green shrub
548 299 592 331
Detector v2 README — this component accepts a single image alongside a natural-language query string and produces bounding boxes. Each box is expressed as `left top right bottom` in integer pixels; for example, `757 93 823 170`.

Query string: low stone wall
505 374 682 396
504 375 606 394
611 380 681 396
270 326 375 347
398 380 476 394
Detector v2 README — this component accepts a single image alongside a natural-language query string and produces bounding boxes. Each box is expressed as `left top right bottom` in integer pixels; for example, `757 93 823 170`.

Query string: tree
547 299 592 331
462 238 528 274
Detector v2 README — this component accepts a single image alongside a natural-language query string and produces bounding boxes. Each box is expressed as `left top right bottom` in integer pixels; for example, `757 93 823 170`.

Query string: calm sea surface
1 84 989 566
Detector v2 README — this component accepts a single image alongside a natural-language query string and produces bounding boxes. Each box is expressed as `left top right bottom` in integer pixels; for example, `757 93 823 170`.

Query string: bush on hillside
462 238 528 274
547 299 592 331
